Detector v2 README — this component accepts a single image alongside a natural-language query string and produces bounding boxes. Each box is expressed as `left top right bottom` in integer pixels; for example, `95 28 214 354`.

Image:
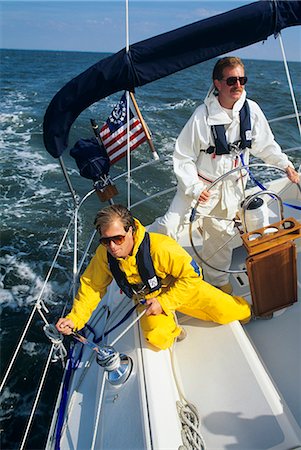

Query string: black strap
107 231 161 298
206 100 252 155
239 99 251 149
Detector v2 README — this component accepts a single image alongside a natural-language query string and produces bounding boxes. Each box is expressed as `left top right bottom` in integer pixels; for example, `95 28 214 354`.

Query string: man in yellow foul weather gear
56 204 251 350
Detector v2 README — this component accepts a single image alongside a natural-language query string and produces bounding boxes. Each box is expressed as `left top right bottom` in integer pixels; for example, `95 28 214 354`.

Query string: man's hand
56 318 75 335
198 189 210 203
145 297 163 316
286 166 300 184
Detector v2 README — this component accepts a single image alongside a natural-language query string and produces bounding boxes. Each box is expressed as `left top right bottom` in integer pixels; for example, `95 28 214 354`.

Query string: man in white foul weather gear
149 56 299 293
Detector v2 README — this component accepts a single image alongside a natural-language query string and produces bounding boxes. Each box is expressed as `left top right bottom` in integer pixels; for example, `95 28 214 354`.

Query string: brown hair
94 204 136 235
212 56 245 81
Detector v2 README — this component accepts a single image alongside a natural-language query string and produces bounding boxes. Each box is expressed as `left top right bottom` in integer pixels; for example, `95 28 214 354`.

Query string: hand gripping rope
43 324 68 365
53 303 147 450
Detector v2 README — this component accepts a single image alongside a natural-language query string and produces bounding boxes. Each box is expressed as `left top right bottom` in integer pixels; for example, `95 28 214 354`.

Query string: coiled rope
169 316 206 450
177 401 205 450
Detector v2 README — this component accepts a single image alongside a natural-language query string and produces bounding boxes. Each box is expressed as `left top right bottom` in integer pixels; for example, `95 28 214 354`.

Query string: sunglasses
99 234 127 246
222 76 248 86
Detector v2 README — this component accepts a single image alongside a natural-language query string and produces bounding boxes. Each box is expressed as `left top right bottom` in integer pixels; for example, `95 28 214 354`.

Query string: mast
126 0 131 209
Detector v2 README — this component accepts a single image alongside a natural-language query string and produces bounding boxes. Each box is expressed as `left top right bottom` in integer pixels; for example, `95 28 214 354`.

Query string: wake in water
1 48 300 449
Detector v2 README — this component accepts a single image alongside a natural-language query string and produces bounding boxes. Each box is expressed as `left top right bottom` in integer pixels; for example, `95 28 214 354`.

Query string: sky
1 1 301 62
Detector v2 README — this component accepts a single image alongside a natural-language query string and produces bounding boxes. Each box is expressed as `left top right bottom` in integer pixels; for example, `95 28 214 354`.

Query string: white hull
47 178 301 449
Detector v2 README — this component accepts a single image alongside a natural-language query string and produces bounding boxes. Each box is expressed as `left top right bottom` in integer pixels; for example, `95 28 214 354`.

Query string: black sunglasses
99 234 127 246
222 76 248 86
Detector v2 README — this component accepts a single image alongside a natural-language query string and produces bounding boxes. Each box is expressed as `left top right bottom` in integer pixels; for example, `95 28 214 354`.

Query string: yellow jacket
67 219 202 330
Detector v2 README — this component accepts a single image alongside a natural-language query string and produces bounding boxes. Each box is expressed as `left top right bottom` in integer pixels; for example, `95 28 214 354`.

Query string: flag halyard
100 93 147 165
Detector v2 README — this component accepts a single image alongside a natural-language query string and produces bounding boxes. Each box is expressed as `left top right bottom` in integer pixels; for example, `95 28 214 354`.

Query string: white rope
177 401 206 450
60 301 133 430
169 316 206 450
0 298 51 393
59 298 134 428
278 32 301 139
37 216 74 311
19 345 54 450
61 300 141 411
109 308 146 347
0 306 36 393
36 302 49 325
57 305 142 446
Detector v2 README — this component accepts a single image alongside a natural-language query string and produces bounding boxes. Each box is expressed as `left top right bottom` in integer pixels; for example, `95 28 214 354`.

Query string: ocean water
1 48 300 449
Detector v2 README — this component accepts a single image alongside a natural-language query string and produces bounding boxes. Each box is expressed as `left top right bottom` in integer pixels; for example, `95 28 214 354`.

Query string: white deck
48 179 301 449
170 252 301 448
173 317 301 449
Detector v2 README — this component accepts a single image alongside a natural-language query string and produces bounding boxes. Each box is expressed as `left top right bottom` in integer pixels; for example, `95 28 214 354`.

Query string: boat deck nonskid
50 181 301 449
172 249 301 449
172 186 301 448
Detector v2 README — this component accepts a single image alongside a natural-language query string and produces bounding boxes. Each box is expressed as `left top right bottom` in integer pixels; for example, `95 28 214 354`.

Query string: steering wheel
189 163 300 274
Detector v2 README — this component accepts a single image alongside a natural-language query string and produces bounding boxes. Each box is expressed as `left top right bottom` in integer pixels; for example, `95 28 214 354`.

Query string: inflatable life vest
107 232 161 298
207 100 252 155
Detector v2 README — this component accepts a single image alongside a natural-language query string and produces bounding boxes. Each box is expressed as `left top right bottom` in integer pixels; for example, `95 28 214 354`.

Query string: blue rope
55 337 85 450
55 346 76 450
54 300 145 449
90 301 143 344
240 154 301 211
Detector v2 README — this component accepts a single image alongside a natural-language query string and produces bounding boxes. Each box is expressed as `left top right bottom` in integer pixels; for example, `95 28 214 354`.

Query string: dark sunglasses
99 234 127 246
222 76 248 86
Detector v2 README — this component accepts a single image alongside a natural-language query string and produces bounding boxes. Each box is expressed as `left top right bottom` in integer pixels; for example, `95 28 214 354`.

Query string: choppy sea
1 48 300 449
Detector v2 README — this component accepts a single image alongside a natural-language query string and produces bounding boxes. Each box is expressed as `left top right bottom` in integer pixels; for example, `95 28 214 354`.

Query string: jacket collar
132 218 145 252
205 86 247 126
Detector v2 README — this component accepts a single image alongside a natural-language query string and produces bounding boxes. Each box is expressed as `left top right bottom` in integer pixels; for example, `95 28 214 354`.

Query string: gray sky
1 1 301 61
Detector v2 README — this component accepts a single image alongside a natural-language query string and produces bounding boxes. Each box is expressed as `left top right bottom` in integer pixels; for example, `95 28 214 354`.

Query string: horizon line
2 47 300 64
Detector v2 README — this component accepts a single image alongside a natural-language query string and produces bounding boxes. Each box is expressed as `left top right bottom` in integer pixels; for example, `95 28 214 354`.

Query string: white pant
149 188 237 286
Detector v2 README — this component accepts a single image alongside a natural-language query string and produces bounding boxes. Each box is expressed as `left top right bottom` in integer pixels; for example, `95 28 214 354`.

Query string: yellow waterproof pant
139 281 251 350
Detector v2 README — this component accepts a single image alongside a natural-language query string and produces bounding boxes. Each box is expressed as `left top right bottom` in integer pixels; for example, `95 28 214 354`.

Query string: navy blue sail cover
43 0 301 158
70 137 110 180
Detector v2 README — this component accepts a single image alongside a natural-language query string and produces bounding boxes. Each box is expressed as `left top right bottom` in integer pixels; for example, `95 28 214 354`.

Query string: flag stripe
109 137 147 164
107 135 147 163
107 133 147 162
100 118 140 144
99 93 148 165
107 127 146 156
101 121 144 152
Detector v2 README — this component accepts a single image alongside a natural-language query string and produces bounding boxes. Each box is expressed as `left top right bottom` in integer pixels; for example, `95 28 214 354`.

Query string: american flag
100 93 147 165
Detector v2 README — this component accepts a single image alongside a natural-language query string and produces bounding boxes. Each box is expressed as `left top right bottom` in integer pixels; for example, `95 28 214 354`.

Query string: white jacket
173 88 293 215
